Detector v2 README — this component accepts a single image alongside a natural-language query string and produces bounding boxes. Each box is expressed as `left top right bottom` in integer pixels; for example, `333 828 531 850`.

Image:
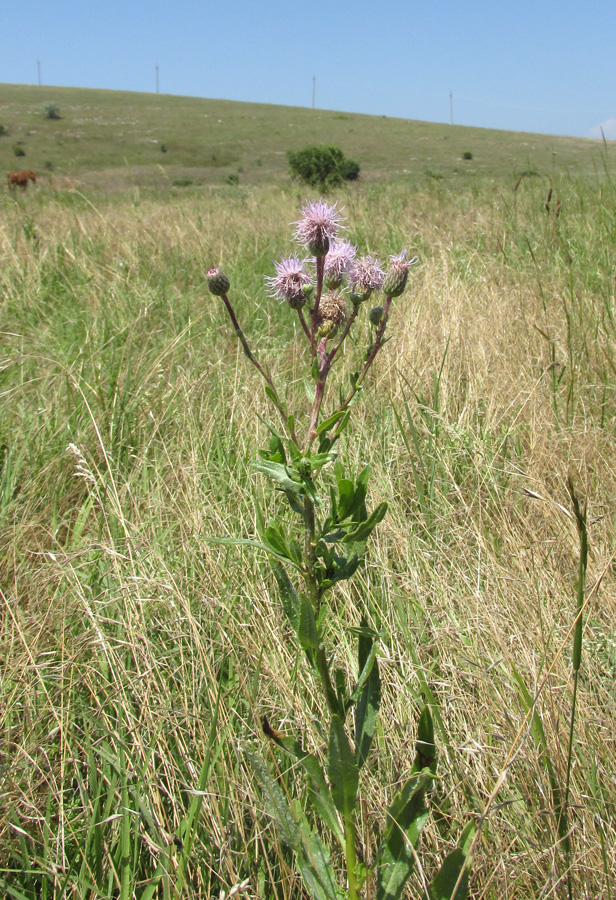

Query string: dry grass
1 176 615 898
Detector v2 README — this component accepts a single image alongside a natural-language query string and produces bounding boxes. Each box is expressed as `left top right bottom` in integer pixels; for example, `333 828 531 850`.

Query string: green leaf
245 750 301 851
298 595 321 651
258 433 287 464
375 707 438 900
337 478 356 521
264 384 285 413
253 459 304 494
203 536 303 572
262 717 344 848
353 623 381 768
272 562 300 631
415 705 437 771
297 825 341 900
342 501 388 545
264 522 290 559
317 409 348 434
328 715 359 817
424 822 475 900
375 774 433 900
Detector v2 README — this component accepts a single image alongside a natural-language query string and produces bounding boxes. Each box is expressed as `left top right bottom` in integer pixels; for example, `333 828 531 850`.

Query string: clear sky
2 0 615 139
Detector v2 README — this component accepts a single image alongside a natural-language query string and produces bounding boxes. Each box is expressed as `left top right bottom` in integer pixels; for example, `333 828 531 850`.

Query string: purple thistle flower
323 239 357 288
294 200 345 257
349 256 385 292
265 255 313 308
348 255 384 303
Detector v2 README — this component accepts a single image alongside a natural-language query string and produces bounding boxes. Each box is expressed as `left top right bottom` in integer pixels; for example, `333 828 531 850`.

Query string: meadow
1 85 616 899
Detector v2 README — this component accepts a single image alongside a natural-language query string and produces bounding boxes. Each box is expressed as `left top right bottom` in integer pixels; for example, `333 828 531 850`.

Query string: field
1 84 616 899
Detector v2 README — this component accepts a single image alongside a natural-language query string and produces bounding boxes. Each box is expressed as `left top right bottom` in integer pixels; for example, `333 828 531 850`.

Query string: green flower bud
381 267 407 298
207 267 230 296
369 306 385 326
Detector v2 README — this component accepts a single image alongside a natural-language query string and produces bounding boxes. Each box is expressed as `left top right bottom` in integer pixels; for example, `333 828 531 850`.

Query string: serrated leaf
328 715 359 817
245 750 301 851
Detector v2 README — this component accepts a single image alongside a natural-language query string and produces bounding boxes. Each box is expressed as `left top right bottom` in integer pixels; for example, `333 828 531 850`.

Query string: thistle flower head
207 267 230 296
348 255 384 303
316 291 348 340
323 239 357 289
266 255 312 308
294 200 345 257
381 250 417 298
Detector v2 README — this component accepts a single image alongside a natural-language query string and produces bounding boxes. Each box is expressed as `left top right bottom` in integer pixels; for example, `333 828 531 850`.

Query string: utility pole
312 75 315 109
155 64 159 94
37 60 41 86
450 90 453 125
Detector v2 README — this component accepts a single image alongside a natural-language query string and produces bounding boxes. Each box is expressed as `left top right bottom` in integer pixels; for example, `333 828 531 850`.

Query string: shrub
225 173 239 186
0 124 8 136
463 151 473 160
287 144 360 188
172 177 193 187
13 145 26 157
43 102 61 120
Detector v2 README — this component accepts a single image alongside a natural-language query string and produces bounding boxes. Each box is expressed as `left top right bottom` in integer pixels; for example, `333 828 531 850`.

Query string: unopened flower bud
369 306 385 326
324 271 344 290
207 267 230 296
382 251 411 298
350 286 372 305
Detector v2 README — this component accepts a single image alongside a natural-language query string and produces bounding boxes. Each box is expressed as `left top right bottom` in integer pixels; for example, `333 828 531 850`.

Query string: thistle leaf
328 715 359 817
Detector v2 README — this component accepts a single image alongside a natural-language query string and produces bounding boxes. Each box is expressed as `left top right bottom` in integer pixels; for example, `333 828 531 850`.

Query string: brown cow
7 170 37 190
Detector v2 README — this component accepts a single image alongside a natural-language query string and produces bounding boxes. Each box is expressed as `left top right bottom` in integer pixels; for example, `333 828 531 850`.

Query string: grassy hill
1 82 615 191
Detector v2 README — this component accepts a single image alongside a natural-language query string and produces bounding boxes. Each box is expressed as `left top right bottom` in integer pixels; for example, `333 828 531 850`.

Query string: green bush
287 144 360 188
13 145 26 157
172 177 193 187
225 173 239 185
43 102 61 120
462 151 473 160
0 124 8 136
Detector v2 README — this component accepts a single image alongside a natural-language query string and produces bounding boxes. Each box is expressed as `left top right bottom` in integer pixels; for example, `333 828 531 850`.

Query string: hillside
1 82 615 191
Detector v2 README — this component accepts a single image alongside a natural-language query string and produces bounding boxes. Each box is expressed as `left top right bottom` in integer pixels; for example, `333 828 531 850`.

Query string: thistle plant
209 201 473 900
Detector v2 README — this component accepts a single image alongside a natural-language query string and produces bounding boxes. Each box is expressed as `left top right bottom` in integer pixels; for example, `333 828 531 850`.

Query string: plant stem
220 292 298 444
310 256 325 353
334 296 393 427
302 494 339 716
344 813 359 900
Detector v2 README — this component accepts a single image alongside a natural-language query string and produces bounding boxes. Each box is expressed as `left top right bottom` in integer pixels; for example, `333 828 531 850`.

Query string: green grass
1 82 616 192
1 88 616 897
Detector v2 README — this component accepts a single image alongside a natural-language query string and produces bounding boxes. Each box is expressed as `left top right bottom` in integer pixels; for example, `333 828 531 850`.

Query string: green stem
344 813 359 900
302 494 339 716
220 292 298 444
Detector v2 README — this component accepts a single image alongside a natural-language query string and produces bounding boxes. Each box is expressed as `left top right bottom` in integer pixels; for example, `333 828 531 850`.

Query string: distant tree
287 144 360 189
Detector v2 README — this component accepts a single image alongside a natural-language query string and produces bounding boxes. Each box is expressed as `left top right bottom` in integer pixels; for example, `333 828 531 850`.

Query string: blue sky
2 0 615 139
